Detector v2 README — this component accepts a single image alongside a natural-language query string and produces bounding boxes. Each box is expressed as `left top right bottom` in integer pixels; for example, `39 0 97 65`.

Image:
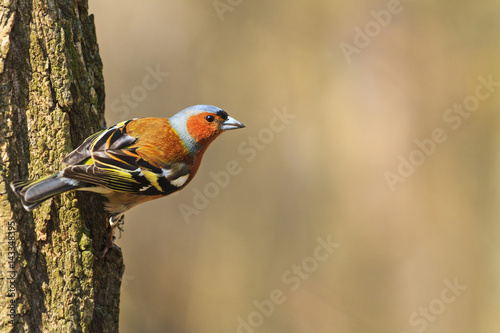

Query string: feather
62 120 137 166
59 119 193 197
10 105 245 220
10 172 85 211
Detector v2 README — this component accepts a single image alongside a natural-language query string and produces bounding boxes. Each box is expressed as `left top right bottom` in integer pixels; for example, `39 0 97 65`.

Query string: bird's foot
100 215 123 259
100 233 116 259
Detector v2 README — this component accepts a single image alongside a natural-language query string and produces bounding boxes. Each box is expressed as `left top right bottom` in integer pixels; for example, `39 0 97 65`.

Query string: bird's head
169 105 245 152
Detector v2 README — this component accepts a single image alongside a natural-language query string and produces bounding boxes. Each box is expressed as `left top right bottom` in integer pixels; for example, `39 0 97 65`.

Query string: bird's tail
10 172 83 211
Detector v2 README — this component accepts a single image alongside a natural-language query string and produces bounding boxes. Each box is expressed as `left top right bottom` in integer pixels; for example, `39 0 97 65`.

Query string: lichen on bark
0 1 123 332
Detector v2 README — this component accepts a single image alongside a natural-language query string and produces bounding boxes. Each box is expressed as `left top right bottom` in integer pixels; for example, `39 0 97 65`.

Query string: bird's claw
100 215 123 259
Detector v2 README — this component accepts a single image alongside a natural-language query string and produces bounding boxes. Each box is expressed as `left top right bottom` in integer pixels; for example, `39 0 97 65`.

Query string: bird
11 104 245 230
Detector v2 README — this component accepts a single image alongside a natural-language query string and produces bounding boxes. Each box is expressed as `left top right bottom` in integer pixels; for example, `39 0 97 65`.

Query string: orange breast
126 118 193 168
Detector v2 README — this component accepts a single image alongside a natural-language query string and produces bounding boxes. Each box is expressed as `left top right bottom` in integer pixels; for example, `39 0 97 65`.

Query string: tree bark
0 1 124 332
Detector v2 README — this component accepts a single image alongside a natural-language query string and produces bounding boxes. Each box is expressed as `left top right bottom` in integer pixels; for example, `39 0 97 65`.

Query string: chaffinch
11 105 245 226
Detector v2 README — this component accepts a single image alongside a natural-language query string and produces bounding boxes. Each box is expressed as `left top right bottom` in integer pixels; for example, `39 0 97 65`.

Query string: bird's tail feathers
10 172 83 211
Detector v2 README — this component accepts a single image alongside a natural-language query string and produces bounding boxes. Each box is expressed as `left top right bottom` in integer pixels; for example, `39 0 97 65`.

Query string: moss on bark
0 1 123 332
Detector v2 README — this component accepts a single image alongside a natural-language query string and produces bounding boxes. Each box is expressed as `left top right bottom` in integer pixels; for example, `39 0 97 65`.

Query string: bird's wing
61 120 191 195
62 120 136 166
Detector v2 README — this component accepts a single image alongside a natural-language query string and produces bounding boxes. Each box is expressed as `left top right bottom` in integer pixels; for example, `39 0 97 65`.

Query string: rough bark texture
0 1 124 332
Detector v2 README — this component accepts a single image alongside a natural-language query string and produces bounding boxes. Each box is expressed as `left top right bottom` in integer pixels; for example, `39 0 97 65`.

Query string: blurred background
89 1 500 332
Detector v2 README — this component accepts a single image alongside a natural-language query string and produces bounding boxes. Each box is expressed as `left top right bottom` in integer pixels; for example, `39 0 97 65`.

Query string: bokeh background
88 1 500 332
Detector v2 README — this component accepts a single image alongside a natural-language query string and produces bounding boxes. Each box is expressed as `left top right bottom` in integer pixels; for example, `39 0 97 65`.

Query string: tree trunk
0 1 124 332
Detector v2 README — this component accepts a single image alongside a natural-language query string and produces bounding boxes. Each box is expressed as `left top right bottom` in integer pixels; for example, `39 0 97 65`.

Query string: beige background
89 1 500 332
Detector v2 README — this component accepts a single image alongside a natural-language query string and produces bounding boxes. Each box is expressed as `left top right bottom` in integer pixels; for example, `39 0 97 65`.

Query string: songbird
11 105 245 227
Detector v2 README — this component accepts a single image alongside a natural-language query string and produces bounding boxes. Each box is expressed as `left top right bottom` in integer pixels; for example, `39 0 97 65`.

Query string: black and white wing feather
61 120 190 196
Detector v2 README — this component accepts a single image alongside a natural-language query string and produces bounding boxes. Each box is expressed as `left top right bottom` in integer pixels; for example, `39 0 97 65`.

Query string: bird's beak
221 116 245 130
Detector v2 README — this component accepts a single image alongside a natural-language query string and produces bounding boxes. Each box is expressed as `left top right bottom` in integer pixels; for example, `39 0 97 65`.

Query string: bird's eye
206 115 215 122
